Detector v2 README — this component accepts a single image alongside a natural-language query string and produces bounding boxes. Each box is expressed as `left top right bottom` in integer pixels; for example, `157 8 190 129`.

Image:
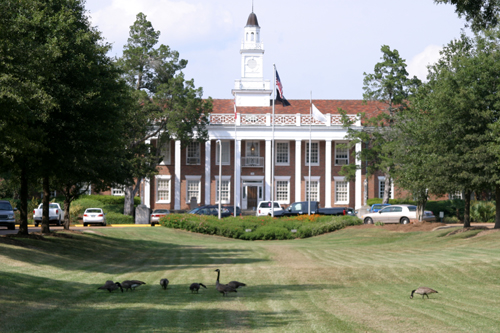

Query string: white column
174 140 181 210
265 139 272 200
355 141 362 209
325 140 332 208
295 139 302 202
144 178 150 208
235 139 241 208
205 140 211 205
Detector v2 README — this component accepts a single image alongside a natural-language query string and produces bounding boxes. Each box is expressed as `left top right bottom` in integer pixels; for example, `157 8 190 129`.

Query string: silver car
83 208 106 226
362 204 435 224
150 209 170 225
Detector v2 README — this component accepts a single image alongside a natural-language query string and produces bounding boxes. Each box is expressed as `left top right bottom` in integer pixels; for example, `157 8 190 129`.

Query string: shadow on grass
0 231 268 274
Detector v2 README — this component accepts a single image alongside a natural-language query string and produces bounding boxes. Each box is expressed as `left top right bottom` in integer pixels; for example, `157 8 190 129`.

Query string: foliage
470 201 496 222
374 221 385 226
82 195 141 206
105 212 134 224
435 0 500 31
444 216 461 223
159 214 361 240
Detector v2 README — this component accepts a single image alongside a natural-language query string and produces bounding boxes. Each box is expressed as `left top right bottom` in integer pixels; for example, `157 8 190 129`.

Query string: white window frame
111 186 125 196
155 175 171 203
304 176 320 202
335 142 349 166
449 191 463 200
275 141 289 166
334 176 349 204
216 141 230 166
305 141 320 166
378 176 394 199
274 176 291 204
185 175 202 204
186 142 200 165
159 141 171 165
214 175 231 204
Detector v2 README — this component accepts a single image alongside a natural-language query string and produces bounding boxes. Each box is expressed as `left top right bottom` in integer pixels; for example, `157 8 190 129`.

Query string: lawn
1 225 500 332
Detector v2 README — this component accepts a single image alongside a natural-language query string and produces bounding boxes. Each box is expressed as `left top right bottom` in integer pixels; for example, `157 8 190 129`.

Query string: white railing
209 113 358 127
242 156 264 167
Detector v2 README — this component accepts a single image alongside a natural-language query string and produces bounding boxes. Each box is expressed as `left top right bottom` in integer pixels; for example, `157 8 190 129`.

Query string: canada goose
214 269 237 297
160 278 169 290
98 280 123 293
228 280 246 289
121 280 146 291
190 283 207 293
410 287 438 299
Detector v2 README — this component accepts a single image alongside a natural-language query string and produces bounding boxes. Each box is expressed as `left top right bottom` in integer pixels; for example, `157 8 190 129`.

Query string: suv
256 201 283 216
0 200 17 230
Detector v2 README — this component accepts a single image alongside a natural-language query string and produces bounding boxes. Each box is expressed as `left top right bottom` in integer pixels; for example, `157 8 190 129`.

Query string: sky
84 0 470 100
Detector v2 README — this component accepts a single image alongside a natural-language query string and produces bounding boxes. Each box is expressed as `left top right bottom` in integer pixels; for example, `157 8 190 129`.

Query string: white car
256 201 283 216
83 208 106 226
362 204 436 224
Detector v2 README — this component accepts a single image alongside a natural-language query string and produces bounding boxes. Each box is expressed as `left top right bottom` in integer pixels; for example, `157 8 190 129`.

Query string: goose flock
97 269 246 296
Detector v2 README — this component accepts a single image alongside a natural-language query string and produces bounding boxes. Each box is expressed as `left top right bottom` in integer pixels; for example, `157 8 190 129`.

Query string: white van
256 201 283 216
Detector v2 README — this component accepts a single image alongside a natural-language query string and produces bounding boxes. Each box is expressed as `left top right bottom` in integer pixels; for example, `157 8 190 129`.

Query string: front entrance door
247 186 258 210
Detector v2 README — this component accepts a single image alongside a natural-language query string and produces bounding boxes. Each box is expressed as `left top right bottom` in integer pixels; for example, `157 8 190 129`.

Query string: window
156 176 171 203
246 141 259 156
185 176 201 204
160 141 171 165
215 176 231 204
378 177 394 199
449 191 463 200
276 141 289 165
306 180 319 202
334 177 348 204
216 141 230 165
275 176 291 203
335 143 348 165
41 190 57 198
186 142 200 165
305 142 319 166
112 187 125 196
80 183 91 195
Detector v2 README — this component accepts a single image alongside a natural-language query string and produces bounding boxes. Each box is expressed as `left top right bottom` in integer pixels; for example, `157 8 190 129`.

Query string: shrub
71 198 105 214
105 212 134 224
470 201 496 222
374 221 384 226
82 194 141 205
443 216 460 224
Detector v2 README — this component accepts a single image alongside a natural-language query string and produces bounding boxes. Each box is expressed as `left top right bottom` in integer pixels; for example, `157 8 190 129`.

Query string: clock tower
232 11 272 107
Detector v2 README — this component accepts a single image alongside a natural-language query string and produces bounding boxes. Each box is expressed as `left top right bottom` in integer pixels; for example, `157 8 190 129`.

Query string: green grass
2 226 500 332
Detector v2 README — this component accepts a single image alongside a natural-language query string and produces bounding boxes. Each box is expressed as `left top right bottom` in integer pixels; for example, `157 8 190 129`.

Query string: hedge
159 214 362 240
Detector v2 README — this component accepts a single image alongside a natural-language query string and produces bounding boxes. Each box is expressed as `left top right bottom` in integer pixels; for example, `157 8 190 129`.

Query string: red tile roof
212 99 386 117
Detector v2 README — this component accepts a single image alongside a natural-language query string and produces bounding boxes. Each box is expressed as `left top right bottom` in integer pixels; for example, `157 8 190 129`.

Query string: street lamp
217 140 222 219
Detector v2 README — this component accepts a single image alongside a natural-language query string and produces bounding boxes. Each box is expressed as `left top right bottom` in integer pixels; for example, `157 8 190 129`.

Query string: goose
121 280 146 291
410 287 438 299
228 280 246 289
214 269 237 297
190 283 207 293
98 280 123 293
160 278 169 290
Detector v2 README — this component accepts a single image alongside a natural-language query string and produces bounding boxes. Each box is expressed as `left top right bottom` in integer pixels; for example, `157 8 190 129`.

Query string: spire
246 12 259 27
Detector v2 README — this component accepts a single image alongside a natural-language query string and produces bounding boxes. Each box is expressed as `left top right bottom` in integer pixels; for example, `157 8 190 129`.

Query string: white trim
155 175 171 203
186 142 201 165
235 139 241 210
111 187 124 196
355 141 362 209
275 141 290 166
325 140 332 208
378 176 394 199
205 141 211 205
304 176 321 202
275 176 291 181
295 140 302 202
214 176 232 204
305 141 320 166
265 140 272 200
159 141 171 165
185 175 202 204
216 140 231 165
175 140 181 210
144 178 150 208
274 176 291 204
241 175 265 181
334 142 349 166
334 176 349 204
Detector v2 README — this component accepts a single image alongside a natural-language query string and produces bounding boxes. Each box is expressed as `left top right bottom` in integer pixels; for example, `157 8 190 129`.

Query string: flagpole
271 64 276 217
234 97 237 217
309 91 312 216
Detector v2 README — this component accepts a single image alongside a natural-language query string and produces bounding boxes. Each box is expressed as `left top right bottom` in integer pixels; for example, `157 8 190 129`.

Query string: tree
117 13 212 216
340 45 420 204
435 0 500 31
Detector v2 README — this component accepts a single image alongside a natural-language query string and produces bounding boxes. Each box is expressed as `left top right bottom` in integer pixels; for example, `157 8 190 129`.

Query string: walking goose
190 283 207 293
160 278 169 290
214 269 237 296
410 287 438 299
98 280 123 293
121 280 146 291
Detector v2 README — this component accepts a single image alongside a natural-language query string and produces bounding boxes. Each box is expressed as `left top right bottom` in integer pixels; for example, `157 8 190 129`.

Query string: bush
82 195 141 205
105 212 134 224
160 214 362 240
470 201 496 222
375 221 384 226
71 198 105 214
443 216 460 223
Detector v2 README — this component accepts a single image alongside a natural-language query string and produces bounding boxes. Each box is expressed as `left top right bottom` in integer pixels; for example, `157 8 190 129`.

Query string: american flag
275 69 291 107
234 98 237 120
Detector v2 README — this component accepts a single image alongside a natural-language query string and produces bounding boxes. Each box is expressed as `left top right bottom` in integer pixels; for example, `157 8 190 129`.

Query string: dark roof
246 12 259 27
212 99 385 117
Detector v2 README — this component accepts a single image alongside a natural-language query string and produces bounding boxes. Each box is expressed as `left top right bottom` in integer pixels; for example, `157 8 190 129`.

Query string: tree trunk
63 196 71 230
17 166 29 235
41 175 51 234
123 178 142 217
416 197 427 222
463 190 471 228
382 170 391 204
494 184 500 229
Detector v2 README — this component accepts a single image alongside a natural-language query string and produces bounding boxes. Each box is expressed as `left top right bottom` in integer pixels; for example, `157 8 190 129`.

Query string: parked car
33 203 65 227
256 201 283 216
83 208 106 226
0 200 17 230
283 201 347 217
362 204 435 224
223 206 241 217
369 203 391 213
188 205 231 218
150 209 170 225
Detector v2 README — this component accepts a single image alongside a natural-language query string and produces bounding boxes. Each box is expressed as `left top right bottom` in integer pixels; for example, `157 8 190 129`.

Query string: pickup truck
33 203 65 226
280 201 348 217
